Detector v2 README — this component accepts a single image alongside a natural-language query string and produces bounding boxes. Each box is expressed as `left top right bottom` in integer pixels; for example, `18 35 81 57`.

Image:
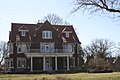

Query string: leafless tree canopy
42 13 63 25
84 39 114 58
73 0 120 16
0 41 8 65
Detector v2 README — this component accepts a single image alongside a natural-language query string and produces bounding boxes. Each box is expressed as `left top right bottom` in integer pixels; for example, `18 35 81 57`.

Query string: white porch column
55 57 58 70
30 56 33 71
43 56 46 71
67 56 69 70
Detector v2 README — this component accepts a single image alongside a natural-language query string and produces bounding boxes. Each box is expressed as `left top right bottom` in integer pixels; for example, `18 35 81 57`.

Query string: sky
0 0 120 47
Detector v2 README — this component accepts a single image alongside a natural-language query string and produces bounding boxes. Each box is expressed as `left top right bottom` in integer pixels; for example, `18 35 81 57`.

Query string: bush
88 69 113 73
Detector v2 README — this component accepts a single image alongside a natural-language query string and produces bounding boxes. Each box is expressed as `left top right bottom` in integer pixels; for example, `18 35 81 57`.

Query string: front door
45 58 52 70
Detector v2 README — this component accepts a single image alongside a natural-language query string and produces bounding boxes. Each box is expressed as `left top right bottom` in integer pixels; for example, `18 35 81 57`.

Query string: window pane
17 58 26 68
42 31 52 39
21 31 26 36
46 32 48 37
42 31 45 38
50 32 52 38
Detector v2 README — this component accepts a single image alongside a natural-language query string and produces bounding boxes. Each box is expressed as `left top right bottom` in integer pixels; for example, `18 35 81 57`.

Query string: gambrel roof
9 20 81 44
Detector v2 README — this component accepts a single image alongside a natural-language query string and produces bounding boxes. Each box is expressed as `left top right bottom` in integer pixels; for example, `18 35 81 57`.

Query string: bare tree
84 39 114 71
0 41 8 66
116 42 120 56
42 13 63 25
88 57 111 70
73 0 120 18
84 39 114 59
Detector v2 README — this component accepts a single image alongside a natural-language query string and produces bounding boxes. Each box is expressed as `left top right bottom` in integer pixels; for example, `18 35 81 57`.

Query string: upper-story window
40 43 54 53
21 31 26 36
66 32 70 37
63 44 73 53
18 25 28 37
42 31 52 39
17 43 30 53
8 43 13 53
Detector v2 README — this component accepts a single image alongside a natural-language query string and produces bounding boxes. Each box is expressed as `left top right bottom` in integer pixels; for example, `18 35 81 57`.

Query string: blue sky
0 0 120 46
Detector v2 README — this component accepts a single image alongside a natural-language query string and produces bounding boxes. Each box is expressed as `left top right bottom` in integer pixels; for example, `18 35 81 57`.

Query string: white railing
26 49 74 53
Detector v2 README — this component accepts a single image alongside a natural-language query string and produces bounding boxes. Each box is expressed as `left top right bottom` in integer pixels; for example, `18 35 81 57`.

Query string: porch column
67 56 69 70
55 57 58 70
30 56 33 71
77 57 79 67
43 56 46 71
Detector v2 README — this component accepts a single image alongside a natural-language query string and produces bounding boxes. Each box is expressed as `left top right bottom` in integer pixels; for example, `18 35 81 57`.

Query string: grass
0 72 120 80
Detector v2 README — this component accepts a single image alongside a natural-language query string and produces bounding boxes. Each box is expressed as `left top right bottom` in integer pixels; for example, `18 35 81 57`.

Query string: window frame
66 32 70 37
8 43 13 53
17 43 27 53
17 58 26 68
63 44 73 53
21 31 26 36
40 43 54 53
42 31 52 39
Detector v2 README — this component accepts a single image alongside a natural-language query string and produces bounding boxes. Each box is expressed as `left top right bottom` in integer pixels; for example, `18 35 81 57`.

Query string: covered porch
27 56 74 71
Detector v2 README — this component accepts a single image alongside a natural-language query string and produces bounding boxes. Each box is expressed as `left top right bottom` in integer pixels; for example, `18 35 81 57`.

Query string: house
5 20 81 73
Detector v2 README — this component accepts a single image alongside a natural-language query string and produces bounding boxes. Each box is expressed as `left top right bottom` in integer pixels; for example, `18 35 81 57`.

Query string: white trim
40 42 54 53
9 59 14 68
63 44 73 53
8 43 13 54
67 57 69 70
42 31 52 39
66 32 70 37
5 59 14 68
17 43 27 53
25 53 73 57
19 30 28 32
18 25 29 32
21 31 26 36
17 58 26 68
55 57 58 70
43 56 46 71
31 57 33 71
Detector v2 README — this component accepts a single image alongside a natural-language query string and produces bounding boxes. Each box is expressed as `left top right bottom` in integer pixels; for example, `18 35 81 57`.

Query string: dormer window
21 31 26 36
42 31 52 39
18 25 29 37
62 27 72 38
66 32 70 37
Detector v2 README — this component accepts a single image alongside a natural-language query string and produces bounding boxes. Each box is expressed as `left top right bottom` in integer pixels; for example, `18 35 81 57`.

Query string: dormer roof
18 25 29 31
62 27 72 33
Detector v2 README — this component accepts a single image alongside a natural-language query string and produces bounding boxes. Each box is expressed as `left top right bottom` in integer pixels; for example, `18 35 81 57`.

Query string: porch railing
26 49 74 53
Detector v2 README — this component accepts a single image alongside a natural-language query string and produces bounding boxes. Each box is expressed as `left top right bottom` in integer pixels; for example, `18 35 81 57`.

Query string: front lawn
0 72 120 80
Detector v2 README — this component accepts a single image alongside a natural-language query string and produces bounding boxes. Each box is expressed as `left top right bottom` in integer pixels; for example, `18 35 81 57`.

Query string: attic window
21 31 26 36
66 32 70 37
18 25 28 36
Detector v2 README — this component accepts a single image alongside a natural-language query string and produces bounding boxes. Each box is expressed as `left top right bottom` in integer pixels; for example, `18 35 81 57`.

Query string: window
17 58 26 68
5 59 9 68
5 59 13 68
63 44 72 53
17 43 27 53
66 32 70 37
42 31 52 39
8 43 13 53
10 59 13 68
21 31 26 36
40 43 54 53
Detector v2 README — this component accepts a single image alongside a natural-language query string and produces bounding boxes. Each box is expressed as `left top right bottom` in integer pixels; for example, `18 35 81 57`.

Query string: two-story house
5 20 81 73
